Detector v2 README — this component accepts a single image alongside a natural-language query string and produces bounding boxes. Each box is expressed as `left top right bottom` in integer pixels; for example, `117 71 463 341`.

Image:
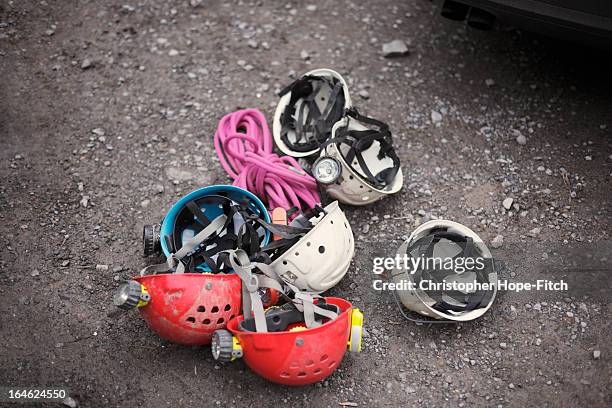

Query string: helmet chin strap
279 74 346 153
140 214 228 276
225 248 339 333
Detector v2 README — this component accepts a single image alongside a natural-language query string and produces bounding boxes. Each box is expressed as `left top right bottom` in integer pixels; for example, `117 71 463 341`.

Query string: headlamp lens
113 283 130 307
313 157 341 185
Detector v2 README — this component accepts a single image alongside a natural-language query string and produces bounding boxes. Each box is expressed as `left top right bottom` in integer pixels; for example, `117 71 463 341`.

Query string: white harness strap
140 215 228 276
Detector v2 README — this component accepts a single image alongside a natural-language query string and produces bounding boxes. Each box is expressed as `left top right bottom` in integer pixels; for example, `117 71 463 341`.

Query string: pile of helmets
112 67 500 387
273 68 403 205
114 185 363 385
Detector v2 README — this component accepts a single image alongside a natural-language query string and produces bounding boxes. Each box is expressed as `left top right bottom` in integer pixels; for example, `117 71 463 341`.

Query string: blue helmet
144 185 270 273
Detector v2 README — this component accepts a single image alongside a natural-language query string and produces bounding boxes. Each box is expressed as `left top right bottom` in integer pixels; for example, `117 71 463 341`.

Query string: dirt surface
1 1 611 407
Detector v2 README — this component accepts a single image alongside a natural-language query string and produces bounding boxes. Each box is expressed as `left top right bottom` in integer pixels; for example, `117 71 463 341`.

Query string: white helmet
268 201 354 293
312 110 403 206
273 68 352 158
391 220 498 322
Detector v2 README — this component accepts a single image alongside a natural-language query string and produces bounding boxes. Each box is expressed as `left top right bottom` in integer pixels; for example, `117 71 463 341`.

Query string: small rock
300 50 310 60
516 133 527 145
80 196 90 208
31 269 40 277
358 90 370 100
491 235 504 249
535 338 541 346
247 39 258 49
62 396 78 408
166 167 194 182
306 5 317 11
141 199 151 208
485 78 495 87
430 110 442 124
168 49 179 57
502 198 513 210
96 264 109 271
81 59 93 69
92 128 105 136
528 227 542 237
593 350 601 359
154 184 164 194
382 40 409 57
499 342 507 349
45 29 55 36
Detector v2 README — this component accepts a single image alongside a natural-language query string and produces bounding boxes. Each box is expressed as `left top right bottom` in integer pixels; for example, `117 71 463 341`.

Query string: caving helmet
207 245 363 386
391 220 498 322
273 68 352 158
212 297 363 386
142 185 271 273
265 201 355 293
114 274 243 345
313 109 403 205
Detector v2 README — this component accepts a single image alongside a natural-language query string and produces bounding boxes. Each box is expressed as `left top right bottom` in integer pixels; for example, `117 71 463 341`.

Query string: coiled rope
214 109 320 215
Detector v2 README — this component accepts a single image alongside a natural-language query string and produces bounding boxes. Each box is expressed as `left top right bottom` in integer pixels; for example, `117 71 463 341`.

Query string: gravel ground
1 1 611 407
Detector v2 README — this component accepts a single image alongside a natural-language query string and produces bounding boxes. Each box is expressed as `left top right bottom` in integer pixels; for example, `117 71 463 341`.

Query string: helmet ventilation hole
330 220 334 224
318 246 325 254
320 354 328 362
186 317 196 323
297 372 307 377
295 252 299 256
282 260 288 265
217 318 224 324
328 360 336 368
224 304 231 311
211 306 219 313
349 175 354 180
306 242 311 247
314 368 322 374
230 314 235 320
280 372 290 378
305 360 314 367
197 306 206 312
202 318 211 325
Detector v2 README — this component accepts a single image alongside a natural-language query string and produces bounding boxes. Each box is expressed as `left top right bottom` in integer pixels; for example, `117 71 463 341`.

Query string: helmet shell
134 274 242 345
269 201 354 293
159 185 271 257
273 68 352 158
320 117 403 206
228 297 353 386
392 220 497 321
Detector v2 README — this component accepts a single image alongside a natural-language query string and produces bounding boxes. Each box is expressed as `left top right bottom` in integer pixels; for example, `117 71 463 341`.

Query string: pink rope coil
214 109 320 214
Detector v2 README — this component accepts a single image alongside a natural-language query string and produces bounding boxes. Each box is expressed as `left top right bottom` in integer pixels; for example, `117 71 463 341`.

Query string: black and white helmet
273 68 352 158
391 220 498 321
312 109 403 205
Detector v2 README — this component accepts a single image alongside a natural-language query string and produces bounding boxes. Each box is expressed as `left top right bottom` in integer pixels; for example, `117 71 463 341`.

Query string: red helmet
131 274 242 346
211 297 363 386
